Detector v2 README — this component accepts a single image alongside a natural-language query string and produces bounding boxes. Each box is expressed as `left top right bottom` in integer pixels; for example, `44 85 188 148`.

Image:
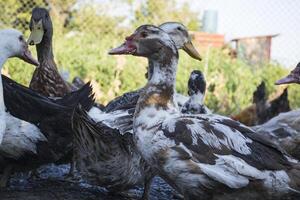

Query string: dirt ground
0 164 175 200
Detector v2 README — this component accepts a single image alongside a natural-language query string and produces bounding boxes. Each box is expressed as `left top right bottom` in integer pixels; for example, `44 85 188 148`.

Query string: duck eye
18 36 23 41
141 31 148 38
177 27 182 31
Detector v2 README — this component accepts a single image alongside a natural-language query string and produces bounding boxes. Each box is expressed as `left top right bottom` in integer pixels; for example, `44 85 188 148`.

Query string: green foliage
133 0 200 30
1 0 300 114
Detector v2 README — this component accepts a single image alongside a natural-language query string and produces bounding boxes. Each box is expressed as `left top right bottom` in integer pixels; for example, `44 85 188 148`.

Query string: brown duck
27 7 72 97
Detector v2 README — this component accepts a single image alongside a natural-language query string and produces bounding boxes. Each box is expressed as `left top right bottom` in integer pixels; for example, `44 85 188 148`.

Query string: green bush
4 37 300 115
2 1 300 115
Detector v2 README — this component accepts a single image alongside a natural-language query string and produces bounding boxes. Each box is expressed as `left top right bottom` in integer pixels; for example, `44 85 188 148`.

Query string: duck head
188 70 206 96
0 29 39 66
253 81 267 103
109 25 177 60
276 63 300 85
28 7 53 45
159 22 202 61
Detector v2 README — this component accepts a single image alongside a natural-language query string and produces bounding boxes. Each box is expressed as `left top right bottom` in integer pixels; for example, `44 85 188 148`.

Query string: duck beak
18 46 39 66
275 75 300 85
109 40 137 55
182 41 202 61
28 19 44 45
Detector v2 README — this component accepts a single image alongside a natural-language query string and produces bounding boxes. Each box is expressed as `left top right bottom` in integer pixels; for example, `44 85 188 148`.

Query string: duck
253 81 290 125
27 7 73 97
72 22 201 199
104 22 201 113
109 24 300 200
253 62 300 160
232 81 290 126
0 29 40 145
181 70 211 114
0 29 94 187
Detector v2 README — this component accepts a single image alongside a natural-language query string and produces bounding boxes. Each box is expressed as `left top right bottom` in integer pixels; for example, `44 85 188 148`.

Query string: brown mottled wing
29 66 71 97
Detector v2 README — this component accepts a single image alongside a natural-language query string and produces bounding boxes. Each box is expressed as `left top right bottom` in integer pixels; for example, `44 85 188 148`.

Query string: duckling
181 70 211 114
110 25 300 200
0 29 94 187
253 63 300 160
72 22 202 199
27 7 72 97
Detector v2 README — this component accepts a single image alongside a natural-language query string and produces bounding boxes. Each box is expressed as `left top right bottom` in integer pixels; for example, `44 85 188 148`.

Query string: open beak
275 75 300 85
18 47 39 66
182 41 202 61
27 19 44 45
109 40 137 55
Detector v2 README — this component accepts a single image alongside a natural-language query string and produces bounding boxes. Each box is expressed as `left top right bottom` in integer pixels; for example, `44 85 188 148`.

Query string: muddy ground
0 164 176 200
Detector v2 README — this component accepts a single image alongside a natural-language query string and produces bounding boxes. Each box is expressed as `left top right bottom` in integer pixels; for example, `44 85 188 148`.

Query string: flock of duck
1 7 300 200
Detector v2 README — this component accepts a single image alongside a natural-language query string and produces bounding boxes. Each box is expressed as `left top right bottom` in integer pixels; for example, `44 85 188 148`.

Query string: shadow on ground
0 164 176 200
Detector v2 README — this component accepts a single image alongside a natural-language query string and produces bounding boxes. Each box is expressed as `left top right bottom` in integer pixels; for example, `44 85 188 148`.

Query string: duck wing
71 106 149 189
2 75 95 124
104 90 140 112
161 113 292 171
253 109 300 159
88 106 134 135
72 106 134 156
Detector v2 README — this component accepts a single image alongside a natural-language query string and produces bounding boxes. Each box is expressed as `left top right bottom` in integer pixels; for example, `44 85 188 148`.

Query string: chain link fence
1 0 300 113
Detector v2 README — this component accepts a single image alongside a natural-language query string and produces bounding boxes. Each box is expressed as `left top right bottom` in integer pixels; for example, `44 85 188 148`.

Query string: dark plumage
104 89 140 112
253 81 290 125
1 75 94 177
72 106 153 197
187 70 206 96
28 7 72 97
232 81 290 126
181 70 210 114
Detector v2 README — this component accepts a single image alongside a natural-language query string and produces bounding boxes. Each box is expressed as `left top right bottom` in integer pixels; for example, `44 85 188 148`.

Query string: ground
0 164 176 200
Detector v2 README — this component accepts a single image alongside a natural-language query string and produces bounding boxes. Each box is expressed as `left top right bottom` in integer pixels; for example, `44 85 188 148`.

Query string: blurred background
1 0 300 115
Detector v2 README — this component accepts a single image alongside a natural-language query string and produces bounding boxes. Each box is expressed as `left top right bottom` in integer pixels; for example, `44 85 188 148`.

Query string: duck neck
137 48 178 112
191 92 204 104
147 60 154 81
0 53 9 115
36 32 56 69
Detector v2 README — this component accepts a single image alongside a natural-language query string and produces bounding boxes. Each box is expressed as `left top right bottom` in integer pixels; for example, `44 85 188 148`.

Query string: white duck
0 29 94 187
109 25 300 200
0 29 41 143
0 29 43 186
